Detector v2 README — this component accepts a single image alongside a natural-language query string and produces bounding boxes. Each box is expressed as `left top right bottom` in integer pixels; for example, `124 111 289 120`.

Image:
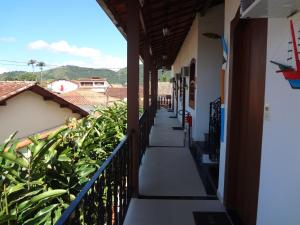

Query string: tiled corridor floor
124 109 226 225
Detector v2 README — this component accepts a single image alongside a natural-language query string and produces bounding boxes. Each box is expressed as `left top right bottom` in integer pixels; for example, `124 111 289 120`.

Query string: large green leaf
0 152 29 168
30 189 67 203
23 204 58 225
0 131 18 152
0 214 17 224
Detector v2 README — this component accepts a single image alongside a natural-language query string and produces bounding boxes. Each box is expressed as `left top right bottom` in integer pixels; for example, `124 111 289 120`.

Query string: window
94 81 105 86
189 59 196 109
80 82 93 87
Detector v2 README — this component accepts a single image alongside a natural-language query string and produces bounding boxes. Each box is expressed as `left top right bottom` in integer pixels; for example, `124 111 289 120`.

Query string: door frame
223 9 268 224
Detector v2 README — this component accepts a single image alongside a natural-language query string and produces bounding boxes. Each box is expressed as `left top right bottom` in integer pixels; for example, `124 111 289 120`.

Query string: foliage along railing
55 135 132 225
208 97 221 162
55 106 155 225
158 95 172 109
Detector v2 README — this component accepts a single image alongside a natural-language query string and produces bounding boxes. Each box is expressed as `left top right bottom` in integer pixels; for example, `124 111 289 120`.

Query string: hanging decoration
271 20 300 89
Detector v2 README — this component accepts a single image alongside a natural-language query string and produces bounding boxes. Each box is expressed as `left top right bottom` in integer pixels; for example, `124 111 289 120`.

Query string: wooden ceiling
97 0 224 69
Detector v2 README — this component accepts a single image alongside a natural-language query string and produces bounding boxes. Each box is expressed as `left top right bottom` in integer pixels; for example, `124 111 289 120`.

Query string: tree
27 59 37 81
36 61 46 83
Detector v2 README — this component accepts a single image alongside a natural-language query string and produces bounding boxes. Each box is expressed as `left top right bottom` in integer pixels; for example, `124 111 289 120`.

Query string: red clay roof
58 91 92 106
0 81 89 116
106 87 127 99
0 81 35 102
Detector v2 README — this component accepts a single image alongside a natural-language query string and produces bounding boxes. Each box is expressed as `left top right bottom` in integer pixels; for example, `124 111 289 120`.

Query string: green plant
0 102 127 224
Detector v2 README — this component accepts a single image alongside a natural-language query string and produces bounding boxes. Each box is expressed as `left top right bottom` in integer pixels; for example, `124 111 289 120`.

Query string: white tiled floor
124 199 225 225
124 109 224 225
139 147 206 196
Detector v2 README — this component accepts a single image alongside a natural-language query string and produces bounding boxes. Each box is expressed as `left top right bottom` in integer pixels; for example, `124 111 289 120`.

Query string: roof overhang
96 0 224 69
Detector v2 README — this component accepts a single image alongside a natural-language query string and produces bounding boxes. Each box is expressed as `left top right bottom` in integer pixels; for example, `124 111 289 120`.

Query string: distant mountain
0 65 171 84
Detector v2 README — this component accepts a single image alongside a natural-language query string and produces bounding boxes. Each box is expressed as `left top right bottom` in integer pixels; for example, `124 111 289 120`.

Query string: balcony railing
158 95 172 109
208 97 221 162
55 105 155 225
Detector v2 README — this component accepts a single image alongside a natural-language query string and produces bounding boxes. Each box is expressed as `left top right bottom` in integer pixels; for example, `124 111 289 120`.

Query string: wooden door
225 18 268 225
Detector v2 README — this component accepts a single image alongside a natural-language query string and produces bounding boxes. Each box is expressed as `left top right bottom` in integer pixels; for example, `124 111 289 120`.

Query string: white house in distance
0 81 88 143
47 79 79 94
78 77 111 93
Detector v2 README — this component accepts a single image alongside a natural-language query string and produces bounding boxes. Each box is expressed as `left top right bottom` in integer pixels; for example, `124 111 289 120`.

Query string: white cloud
28 40 126 69
0 37 16 43
0 67 9 74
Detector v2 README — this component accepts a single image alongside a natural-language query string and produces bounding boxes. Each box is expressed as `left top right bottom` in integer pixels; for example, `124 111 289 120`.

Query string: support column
150 62 156 124
127 0 140 197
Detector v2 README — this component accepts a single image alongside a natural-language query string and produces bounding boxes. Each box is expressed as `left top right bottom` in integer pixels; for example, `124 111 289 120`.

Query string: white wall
172 4 224 141
48 80 79 93
257 15 300 225
219 2 300 224
0 91 80 142
172 14 199 133
195 4 224 141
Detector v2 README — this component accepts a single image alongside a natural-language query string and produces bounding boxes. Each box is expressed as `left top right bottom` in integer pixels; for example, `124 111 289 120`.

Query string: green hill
0 65 171 84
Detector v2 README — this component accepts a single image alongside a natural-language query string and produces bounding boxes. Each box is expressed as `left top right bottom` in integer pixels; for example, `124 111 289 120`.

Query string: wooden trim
223 7 241 207
224 8 268 225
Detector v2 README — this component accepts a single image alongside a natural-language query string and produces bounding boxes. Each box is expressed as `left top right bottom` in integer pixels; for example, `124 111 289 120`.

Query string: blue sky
0 0 127 73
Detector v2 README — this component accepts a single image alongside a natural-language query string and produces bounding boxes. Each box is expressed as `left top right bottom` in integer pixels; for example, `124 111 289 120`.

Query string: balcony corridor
124 109 227 225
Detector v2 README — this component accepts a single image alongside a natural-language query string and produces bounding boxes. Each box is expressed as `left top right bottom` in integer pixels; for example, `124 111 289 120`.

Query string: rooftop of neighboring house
57 91 93 106
57 89 108 109
106 86 144 100
0 81 88 116
106 87 127 99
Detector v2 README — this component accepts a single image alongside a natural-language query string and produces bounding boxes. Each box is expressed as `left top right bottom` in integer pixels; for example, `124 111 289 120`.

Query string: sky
0 0 127 73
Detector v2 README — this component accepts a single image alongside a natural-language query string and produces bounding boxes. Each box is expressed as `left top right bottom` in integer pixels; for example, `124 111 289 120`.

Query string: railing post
151 63 156 124
144 38 150 146
153 68 158 113
127 0 140 197
182 77 186 128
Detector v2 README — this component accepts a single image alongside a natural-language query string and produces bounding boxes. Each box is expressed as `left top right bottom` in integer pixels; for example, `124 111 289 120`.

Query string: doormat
172 126 184 130
193 212 232 225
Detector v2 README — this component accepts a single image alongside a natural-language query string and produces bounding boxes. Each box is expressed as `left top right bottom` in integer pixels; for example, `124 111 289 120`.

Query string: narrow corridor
124 109 228 225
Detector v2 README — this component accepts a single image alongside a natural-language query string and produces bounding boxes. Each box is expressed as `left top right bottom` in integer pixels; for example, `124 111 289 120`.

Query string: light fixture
162 55 168 60
163 27 169 37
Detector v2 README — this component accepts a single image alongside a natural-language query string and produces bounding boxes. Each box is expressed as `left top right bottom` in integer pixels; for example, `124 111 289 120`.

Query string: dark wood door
225 19 268 225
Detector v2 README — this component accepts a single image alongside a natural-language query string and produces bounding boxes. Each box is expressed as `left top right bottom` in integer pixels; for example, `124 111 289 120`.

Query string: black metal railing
55 104 157 225
208 97 221 162
55 135 132 225
158 95 172 109
139 110 148 164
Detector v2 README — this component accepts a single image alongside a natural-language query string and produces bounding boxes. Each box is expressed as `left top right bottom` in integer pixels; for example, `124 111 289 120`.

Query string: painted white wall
172 5 224 141
219 2 300 224
0 91 81 142
172 14 199 134
257 15 300 225
217 0 240 202
195 4 224 141
48 80 79 93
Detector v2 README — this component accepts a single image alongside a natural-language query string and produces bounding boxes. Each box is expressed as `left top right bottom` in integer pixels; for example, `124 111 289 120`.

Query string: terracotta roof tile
0 81 35 102
0 81 88 116
58 91 92 105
